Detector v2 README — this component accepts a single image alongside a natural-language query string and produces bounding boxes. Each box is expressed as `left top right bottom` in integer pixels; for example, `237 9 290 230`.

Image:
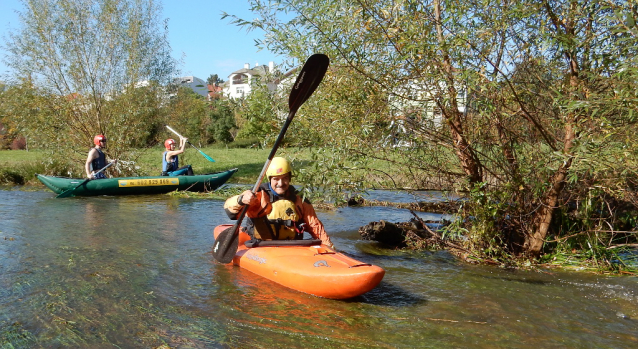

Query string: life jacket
162 151 179 172
252 184 301 241
90 148 106 172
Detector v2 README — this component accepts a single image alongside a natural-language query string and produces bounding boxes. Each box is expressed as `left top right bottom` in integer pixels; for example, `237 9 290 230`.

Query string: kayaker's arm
223 190 255 220
224 190 272 220
299 200 334 248
85 148 97 178
223 194 245 220
165 137 187 161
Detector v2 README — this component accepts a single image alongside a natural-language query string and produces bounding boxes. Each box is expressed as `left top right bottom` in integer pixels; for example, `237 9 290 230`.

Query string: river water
0 189 636 348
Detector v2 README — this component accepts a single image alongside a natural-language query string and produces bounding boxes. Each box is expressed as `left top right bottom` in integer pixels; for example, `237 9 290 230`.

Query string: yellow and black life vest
253 197 299 240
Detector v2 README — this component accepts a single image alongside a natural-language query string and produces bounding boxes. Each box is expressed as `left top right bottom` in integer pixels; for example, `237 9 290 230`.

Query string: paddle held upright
212 54 330 263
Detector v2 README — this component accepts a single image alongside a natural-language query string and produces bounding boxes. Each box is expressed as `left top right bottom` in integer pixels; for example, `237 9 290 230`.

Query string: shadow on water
2 190 638 348
348 280 428 307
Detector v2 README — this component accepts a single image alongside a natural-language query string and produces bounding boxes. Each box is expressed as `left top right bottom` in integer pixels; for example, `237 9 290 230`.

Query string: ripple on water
1 190 638 348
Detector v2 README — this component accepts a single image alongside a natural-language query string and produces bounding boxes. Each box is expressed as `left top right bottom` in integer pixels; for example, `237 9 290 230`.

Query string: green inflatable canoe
36 168 238 197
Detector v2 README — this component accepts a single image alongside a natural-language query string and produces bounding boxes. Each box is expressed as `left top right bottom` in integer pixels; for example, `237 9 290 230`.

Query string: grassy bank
0 149 51 185
0 146 329 186
0 145 446 192
132 146 278 184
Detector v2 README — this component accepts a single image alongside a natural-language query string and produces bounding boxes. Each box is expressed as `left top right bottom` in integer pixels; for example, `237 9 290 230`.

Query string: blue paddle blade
185 141 215 162
199 150 215 162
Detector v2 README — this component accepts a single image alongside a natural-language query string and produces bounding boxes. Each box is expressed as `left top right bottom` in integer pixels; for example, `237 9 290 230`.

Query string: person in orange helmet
161 136 193 176
85 134 117 179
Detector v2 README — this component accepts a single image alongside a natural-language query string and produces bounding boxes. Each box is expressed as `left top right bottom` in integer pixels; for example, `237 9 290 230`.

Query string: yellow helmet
266 157 292 179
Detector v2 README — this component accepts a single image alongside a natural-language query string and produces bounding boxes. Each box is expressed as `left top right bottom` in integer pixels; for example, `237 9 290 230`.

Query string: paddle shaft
212 54 330 263
56 161 114 198
249 53 330 196
225 109 297 231
166 125 203 152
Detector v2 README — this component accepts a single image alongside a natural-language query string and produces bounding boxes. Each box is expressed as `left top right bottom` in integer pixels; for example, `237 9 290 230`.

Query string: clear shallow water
0 190 637 348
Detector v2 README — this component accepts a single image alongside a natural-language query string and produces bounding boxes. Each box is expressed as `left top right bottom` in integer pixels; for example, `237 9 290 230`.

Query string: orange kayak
213 224 385 299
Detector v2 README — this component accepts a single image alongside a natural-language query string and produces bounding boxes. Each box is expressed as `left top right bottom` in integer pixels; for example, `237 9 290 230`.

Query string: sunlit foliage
2 0 177 168
228 0 638 261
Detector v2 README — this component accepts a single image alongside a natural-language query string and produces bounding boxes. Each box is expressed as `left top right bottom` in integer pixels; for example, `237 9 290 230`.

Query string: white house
174 76 209 98
383 77 467 147
223 62 276 99
389 78 467 129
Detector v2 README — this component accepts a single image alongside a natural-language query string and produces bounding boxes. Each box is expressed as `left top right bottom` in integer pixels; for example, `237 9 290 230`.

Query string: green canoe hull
36 168 238 197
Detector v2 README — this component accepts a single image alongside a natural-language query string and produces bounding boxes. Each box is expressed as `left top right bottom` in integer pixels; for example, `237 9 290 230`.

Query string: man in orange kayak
223 157 334 248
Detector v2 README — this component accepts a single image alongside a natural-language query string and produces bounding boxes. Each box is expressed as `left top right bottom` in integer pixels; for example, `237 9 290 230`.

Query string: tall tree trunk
526 123 576 256
526 1 581 257
433 0 482 185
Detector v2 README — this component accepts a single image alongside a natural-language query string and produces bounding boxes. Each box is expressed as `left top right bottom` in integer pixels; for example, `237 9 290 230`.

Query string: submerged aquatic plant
0 321 36 348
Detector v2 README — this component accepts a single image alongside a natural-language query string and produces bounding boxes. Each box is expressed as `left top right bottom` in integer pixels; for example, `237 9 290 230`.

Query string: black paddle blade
213 54 328 263
288 54 330 114
212 227 239 263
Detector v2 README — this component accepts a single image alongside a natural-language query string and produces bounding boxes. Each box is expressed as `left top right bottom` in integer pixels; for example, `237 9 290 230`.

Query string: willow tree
3 0 176 170
228 0 638 262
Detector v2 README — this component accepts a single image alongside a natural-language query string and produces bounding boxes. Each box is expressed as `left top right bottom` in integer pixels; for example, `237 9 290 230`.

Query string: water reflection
0 190 637 348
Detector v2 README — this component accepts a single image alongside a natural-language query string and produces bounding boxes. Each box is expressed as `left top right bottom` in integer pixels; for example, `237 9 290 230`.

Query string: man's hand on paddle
238 190 272 218
238 190 255 205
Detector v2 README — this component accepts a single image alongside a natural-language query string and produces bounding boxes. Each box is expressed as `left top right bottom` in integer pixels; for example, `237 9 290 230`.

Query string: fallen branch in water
408 210 496 264
409 210 466 251
357 210 497 264
607 244 638 249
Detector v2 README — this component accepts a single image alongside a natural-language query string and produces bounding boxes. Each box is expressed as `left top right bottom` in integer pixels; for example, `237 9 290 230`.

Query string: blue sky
0 0 282 81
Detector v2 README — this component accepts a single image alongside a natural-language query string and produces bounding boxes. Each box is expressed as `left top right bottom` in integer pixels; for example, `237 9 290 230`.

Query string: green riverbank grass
1 146 420 188
0 147 322 186
0 149 49 185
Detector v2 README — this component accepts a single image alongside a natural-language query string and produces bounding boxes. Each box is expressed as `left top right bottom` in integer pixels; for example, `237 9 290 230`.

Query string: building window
233 74 248 85
236 87 244 97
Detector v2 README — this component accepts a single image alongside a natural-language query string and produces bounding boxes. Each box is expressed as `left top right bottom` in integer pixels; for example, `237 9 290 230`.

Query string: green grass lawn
0 146 320 185
0 148 44 164
1 144 430 190
132 146 320 184
0 145 441 190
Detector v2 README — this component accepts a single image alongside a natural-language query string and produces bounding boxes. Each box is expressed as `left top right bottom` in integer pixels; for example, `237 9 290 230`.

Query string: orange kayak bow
213 224 385 299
